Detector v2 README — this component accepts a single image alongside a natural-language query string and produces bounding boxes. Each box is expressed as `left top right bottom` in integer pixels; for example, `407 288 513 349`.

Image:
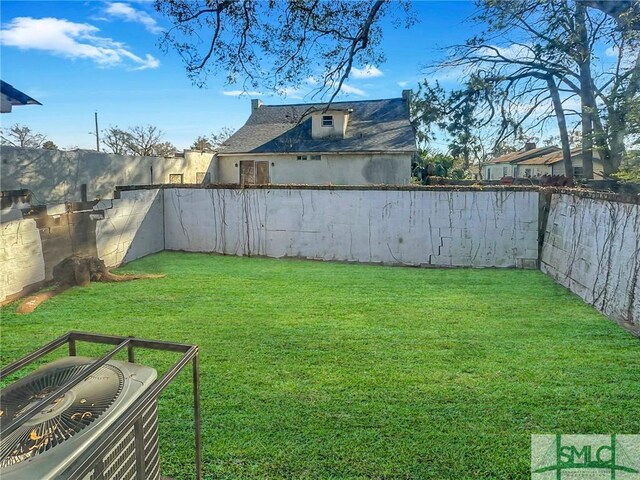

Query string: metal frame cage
0 331 202 480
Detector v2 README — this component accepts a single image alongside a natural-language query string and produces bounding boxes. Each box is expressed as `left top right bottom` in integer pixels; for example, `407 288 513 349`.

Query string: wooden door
256 161 270 184
240 161 255 186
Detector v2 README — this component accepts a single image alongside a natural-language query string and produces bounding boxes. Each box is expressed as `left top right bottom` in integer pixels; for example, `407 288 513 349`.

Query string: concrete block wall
164 187 540 268
0 189 164 303
541 193 640 327
0 218 45 301
0 146 215 203
96 189 165 268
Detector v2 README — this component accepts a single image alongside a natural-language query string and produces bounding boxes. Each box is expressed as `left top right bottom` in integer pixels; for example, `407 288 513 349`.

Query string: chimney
402 89 412 102
524 142 536 151
251 99 263 112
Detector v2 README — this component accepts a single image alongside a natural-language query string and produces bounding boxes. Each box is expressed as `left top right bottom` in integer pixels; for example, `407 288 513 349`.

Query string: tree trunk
576 1 595 179
591 109 615 174
547 76 573 183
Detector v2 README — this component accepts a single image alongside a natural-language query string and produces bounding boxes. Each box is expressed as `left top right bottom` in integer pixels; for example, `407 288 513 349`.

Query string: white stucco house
216 91 417 185
482 143 604 180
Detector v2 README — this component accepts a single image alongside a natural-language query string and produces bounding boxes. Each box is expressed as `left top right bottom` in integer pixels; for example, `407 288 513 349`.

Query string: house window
309 155 321 161
502 167 508 177
573 166 584 177
322 115 333 127
486 168 491 180
296 155 308 161
524 168 532 178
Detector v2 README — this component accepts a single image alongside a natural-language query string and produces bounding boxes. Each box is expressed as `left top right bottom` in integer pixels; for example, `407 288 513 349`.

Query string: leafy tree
412 148 465 183
191 135 214 152
155 0 414 101
42 140 58 150
614 150 640 182
417 0 640 180
411 82 518 178
0 124 48 148
581 1 640 30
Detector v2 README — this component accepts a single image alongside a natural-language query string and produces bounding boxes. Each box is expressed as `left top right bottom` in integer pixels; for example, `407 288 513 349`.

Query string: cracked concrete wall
0 189 164 303
164 188 539 268
541 194 640 326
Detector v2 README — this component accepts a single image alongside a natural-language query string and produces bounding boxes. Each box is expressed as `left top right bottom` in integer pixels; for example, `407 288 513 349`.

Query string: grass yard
1 251 638 479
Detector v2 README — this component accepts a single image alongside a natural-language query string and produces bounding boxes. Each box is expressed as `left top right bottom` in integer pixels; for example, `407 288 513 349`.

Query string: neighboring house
517 147 604 179
483 143 559 180
216 91 417 185
1 80 41 113
482 143 604 179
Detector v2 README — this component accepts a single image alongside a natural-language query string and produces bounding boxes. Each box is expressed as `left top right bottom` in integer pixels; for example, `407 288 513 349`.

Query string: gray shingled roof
220 97 416 154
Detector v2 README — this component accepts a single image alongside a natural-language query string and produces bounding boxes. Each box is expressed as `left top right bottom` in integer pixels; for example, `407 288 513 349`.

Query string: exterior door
240 160 270 185
256 161 270 184
240 161 255 186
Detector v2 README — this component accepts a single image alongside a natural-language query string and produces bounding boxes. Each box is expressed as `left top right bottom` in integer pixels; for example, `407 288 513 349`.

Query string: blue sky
0 1 478 150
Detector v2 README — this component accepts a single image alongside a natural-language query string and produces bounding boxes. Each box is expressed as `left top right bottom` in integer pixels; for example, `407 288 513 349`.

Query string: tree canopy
0 124 49 149
102 125 177 157
413 0 640 180
155 0 413 101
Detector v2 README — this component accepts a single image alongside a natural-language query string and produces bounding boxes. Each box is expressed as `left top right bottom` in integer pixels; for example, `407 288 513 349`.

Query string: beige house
517 148 604 178
216 91 417 185
482 143 604 180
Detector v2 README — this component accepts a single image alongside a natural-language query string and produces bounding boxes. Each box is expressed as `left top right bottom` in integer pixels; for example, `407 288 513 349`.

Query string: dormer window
311 109 349 139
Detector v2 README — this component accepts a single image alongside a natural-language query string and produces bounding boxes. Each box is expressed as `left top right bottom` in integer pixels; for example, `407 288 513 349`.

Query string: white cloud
277 87 303 100
351 65 383 79
104 2 162 34
397 81 409 88
339 84 367 96
222 90 262 96
1 17 160 69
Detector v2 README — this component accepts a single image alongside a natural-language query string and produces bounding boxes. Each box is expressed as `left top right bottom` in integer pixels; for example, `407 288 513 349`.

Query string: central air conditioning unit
0 356 159 480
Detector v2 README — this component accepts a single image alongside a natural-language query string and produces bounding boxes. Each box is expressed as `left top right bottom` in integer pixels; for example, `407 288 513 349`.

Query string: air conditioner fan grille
0 362 124 468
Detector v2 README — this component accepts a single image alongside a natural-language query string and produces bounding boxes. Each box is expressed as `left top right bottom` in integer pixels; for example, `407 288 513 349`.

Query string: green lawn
1 252 638 479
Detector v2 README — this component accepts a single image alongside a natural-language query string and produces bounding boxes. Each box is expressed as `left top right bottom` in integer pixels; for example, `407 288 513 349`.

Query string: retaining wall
164 187 540 268
541 192 640 327
0 189 164 302
4 185 639 331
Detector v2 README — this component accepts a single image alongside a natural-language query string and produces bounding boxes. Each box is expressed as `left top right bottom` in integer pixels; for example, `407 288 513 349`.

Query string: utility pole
94 111 100 151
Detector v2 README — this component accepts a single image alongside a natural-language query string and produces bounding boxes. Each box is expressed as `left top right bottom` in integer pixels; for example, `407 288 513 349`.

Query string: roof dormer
311 109 351 139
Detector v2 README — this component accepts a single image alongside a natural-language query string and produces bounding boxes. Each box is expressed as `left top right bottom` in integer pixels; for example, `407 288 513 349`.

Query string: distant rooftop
518 147 601 165
488 146 559 164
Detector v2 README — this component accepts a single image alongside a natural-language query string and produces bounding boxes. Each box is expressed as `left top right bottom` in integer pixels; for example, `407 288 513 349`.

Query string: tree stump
16 254 165 314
